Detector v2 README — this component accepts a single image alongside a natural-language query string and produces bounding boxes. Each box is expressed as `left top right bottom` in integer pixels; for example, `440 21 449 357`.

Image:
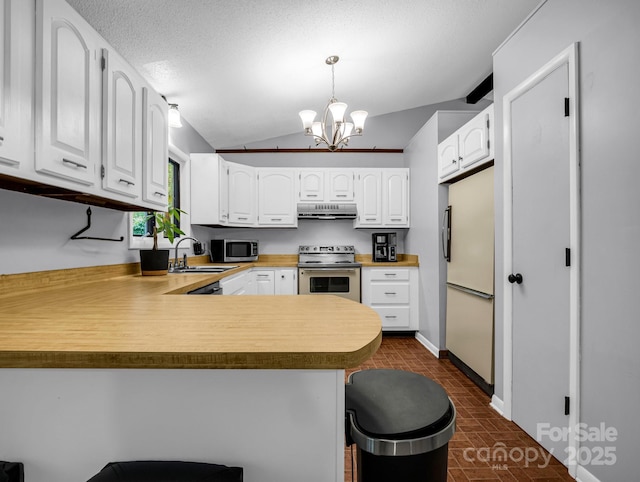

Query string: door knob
508 273 523 284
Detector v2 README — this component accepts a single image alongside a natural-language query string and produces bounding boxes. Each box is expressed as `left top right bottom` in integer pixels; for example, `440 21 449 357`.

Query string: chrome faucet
172 236 199 271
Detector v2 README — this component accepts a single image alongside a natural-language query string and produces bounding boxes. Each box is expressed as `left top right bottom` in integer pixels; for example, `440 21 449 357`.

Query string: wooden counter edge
0 331 382 370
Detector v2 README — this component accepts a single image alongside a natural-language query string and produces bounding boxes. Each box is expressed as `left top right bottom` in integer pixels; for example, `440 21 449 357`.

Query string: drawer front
368 268 410 281
375 307 411 329
370 283 410 304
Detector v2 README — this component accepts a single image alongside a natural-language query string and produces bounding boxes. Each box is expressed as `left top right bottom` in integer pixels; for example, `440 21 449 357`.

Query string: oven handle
300 268 358 273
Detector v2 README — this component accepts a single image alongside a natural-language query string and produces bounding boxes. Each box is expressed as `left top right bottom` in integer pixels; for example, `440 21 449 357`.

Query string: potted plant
139 207 186 276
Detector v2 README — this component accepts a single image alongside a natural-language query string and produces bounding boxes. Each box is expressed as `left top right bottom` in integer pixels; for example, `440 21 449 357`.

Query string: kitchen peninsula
0 265 382 482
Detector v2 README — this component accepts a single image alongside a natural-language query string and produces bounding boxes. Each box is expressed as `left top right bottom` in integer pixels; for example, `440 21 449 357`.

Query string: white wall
493 1 640 479
404 111 481 349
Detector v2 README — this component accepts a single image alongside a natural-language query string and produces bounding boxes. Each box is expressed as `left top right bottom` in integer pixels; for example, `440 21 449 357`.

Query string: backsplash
191 220 406 256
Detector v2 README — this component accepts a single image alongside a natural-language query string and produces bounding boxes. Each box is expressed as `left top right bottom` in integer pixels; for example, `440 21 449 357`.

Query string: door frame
502 43 580 477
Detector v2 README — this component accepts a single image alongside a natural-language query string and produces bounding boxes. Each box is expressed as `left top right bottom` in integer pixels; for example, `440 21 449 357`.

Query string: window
128 145 191 250
132 159 180 238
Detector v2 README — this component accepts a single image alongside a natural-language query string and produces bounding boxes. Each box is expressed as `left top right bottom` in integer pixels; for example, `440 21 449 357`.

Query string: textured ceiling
65 0 539 149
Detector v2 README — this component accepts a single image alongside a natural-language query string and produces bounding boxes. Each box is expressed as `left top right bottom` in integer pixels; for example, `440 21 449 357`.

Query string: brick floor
344 336 574 481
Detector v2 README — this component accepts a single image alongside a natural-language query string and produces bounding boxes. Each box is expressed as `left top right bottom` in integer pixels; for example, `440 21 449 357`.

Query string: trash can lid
346 369 451 439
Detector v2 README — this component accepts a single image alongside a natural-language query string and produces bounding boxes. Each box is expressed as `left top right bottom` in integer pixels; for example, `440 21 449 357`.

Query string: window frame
128 143 192 250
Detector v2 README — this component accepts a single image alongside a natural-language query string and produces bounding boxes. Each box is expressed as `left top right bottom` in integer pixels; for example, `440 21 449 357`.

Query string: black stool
0 462 24 482
346 369 456 482
87 461 242 482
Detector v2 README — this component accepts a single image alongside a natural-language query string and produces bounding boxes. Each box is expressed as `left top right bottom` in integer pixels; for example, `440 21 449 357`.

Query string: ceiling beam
466 73 493 104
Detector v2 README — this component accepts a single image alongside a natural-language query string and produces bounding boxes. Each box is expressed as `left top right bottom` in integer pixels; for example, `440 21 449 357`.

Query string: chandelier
298 56 368 151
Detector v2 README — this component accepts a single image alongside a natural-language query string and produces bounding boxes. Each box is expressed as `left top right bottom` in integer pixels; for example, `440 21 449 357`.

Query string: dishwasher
187 281 222 295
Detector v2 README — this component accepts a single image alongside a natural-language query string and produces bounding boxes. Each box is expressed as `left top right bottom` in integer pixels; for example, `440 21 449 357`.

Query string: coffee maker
372 232 397 262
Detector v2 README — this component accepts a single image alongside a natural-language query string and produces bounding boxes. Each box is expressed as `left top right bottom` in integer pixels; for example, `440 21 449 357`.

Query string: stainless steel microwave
210 239 258 262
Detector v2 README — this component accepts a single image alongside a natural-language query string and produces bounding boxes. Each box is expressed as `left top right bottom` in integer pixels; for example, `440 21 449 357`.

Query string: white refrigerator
443 166 494 388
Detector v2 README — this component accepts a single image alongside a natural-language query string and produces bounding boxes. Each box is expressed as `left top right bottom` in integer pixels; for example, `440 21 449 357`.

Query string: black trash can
86 461 243 482
345 369 456 482
0 462 24 482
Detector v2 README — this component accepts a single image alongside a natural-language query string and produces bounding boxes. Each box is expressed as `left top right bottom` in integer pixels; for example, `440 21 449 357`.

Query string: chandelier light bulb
350 110 368 133
299 110 317 130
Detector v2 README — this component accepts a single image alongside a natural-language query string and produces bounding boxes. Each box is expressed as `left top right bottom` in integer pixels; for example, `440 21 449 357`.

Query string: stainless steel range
298 245 361 302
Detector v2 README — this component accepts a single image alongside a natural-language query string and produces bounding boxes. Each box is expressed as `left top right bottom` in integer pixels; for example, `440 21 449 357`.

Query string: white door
102 49 141 199
258 169 296 226
438 133 460 179
356 170 381 226
36 0 100 186
382 170 409 226
299 170 324 201
228 162 256 225
142 87 168 208
510 62 571 462
327 170 354 201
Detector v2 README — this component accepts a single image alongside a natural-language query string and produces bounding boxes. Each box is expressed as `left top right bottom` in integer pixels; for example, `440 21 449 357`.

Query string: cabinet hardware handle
257 274 270 277
118 179 135 186
62 158 88 169
336 194 347 197
365 218 377 221
238 217 248 220
451 159 456 164
154 191 166 197
458 156 463 161
384 315 397 319
384 292 397 295
271 218 282 221
384 273 397 276
0 136 4 142
391 218 402 221
307 194 318 197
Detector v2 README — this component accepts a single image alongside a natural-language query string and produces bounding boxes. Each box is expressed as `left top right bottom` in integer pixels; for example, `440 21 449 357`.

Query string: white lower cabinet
253 269 275 295
252 268 297 295
275 269 297 295
361 267 419 331
220 271 250 295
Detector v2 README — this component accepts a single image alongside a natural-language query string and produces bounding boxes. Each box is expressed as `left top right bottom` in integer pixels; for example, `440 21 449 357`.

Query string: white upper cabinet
141 86 168 209
383 170 410 226
190 153 226 225
299 170 325 201
227 162 256 225
35 0 101 187
438 133 460 180
327 170 354 202
458 106 492 169
257 168 297 226
355 168 409 228
0 0 33 171
438 105 494 183
101 48 142 199
355 170 383 227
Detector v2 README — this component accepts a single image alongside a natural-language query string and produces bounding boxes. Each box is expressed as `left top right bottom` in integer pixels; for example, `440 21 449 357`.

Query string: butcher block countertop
0 261 383 370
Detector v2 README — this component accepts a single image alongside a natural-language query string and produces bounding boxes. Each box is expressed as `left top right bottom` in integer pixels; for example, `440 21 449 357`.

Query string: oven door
298 267 361 302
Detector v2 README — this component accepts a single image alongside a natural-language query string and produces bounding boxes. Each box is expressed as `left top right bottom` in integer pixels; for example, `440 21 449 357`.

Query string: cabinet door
258 168 297 226
355 170 382 226
383 170 409 226
327 170 354 201
0 0 32 170
458 110 490 169
254 270 275 295
438 133 460 180
142 86 168 209
35 0 100 186
219 159 229 223
228 162 256 225
299 170 324 201
275 269 297 295
101 49 142 199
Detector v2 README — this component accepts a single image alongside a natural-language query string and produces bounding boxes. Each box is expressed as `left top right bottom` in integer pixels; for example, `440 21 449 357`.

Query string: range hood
297 203 358 220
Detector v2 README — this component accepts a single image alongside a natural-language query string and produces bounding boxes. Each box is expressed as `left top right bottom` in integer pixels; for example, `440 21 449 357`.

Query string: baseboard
490 395 505 417
414 332 440 358
576 465 600 482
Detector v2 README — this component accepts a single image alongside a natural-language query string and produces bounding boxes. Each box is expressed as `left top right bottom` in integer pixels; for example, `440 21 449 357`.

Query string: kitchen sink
170 265 238 274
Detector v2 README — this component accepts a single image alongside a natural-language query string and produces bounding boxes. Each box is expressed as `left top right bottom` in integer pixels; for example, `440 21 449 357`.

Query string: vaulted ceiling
66 0 539 149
